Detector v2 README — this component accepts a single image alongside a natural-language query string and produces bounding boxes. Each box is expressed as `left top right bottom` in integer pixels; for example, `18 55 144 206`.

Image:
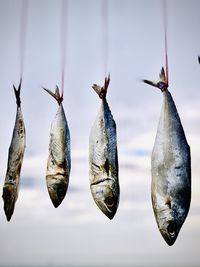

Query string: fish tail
43 86 63 105
13 77 22 107
92 73 110 99
142 68 168 92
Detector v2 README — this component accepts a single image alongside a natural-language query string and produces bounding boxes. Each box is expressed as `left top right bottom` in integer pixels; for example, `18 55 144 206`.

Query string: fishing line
102 0 109 76
60 0 68 97
19 0 28 80
162 0 169 84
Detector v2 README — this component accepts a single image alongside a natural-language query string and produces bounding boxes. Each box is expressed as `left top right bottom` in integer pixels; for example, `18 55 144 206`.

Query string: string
61 0 68 97
162 0 169 85
19 0 28 80
102 0 108 77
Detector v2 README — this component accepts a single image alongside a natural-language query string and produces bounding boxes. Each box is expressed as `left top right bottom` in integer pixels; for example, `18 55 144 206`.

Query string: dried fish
89 75 120 219
2 79 26 221
44 86 70 207
143 66 191 245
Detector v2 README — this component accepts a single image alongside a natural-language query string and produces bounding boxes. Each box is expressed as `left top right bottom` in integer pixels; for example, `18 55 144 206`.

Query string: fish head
160 219 179 246
91 178 119 220
156 206 179 246
46 175 68 208
2 184 17 221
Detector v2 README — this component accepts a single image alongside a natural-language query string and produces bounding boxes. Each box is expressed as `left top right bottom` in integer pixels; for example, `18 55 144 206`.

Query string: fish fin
55 85 61 98
43 86 63 105
13 77 22 107
92 74 110 99
92 84 102 95
102 158 110 176
142 79 158 88
159 67 166 82
165 195 172 209
198 56 200 64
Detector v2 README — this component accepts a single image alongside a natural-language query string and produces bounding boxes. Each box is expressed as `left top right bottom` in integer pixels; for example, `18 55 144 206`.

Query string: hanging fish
89 75 120 219
198 56 200 64
43 86 70 208
143 65 191 245
2 79 26 221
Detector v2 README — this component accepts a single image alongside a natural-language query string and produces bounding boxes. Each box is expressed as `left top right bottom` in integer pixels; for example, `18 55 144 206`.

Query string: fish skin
89 77 119 220
151 89 191 246
2 84 26 221
45 89 70 208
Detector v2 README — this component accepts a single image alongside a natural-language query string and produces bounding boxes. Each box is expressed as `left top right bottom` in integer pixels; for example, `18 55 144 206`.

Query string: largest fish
2 79 26 221
89 75 120 219
143 67 191 246
43 86 71 208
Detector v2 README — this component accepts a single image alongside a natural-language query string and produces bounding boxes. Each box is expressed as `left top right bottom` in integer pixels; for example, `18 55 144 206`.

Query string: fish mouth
2 185 17 221
91 178 120 220
103 194 120 219
95 194 119 220
160 221 178 246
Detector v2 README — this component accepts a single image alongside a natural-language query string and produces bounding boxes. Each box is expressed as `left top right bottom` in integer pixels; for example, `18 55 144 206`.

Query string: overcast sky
0 0 200 266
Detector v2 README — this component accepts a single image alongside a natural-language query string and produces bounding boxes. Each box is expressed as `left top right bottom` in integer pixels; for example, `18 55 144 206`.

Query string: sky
0 0 200 266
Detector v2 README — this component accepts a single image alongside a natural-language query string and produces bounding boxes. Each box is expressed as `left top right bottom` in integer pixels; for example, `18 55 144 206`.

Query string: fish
2 79 26 221
89 75 120 219
43 86 71 208
143 66 191 246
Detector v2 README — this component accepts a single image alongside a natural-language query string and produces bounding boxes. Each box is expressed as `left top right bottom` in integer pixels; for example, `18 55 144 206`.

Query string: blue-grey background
0 0 200 266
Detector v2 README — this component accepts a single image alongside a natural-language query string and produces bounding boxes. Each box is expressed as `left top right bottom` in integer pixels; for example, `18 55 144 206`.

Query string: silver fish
143 68 191 246
44 86 71 208
2 79 26 221
89 75 120 219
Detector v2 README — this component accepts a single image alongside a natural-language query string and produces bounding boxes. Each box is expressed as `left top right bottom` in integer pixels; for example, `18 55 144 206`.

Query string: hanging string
19 0 28 80
60 0 68 98
162 0 169 85
102 0 108 76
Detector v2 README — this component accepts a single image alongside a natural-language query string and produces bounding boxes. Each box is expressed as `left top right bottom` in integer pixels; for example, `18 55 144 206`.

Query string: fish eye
105 196 114 208
167 222 176 237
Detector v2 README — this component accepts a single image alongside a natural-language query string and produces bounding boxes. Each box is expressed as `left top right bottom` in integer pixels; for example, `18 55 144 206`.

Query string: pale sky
0 0 200 266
